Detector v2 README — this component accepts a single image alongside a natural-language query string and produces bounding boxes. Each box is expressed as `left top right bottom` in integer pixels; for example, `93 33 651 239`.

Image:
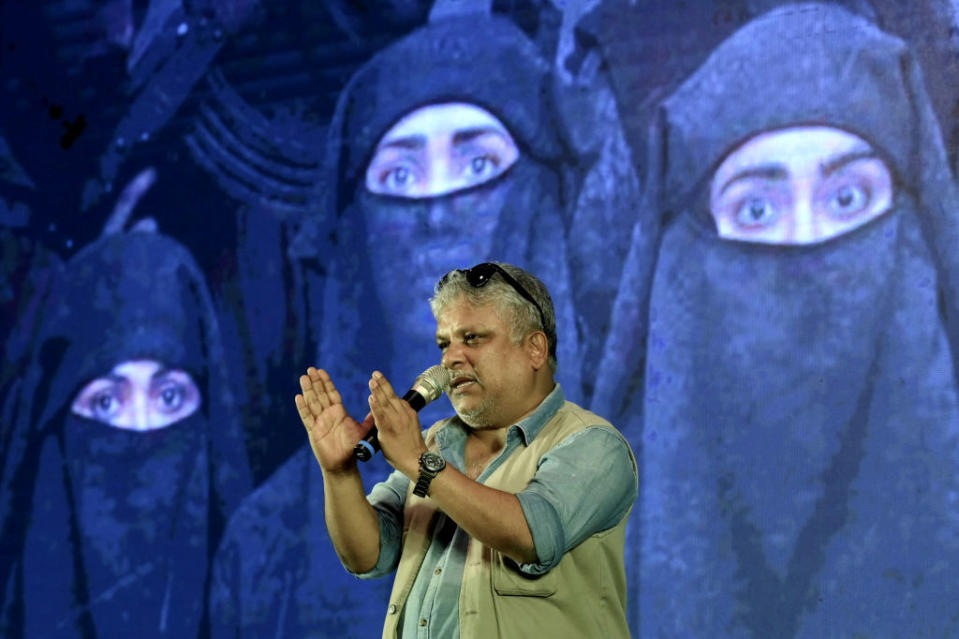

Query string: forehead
109 359 165 379
378 102 512 146
435 296 505 333
714 126 874 179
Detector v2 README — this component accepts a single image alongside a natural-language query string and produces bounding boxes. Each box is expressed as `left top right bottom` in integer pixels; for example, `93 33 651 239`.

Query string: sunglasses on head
438 262 547 330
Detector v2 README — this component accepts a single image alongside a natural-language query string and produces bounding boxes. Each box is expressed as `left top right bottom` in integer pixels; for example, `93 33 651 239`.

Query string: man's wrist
401 445 429 480
320 458 360 479
413 451 447 498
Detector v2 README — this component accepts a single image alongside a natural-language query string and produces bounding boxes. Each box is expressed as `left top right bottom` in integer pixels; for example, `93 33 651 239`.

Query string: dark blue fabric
217 15 589 637
592 3 959 636
0 231 251 638
208 446 392 639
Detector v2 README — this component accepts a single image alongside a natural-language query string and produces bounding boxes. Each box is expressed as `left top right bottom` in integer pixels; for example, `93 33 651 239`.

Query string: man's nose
441 343 465 369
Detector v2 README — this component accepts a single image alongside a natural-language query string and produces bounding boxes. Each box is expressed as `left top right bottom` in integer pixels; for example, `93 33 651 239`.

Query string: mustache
447 371 479 388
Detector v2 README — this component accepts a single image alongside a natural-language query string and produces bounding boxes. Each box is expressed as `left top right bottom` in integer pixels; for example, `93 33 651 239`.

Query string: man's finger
370 370 397 394
294 394 313 428
369 371 403 407
317 369 342 407
299 373 313 395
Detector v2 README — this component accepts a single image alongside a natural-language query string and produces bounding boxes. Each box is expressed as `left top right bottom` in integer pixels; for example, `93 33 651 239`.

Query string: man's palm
295 368 371 471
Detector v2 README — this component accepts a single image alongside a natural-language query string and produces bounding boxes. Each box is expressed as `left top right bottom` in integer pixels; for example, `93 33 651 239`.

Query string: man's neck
466 379 555 453
468 426 509 456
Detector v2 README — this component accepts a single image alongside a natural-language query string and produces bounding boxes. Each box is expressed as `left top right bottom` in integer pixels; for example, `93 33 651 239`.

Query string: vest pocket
490 550 557 597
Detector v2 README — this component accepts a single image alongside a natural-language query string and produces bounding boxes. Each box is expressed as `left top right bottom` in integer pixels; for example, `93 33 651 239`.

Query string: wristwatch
412 451 447 497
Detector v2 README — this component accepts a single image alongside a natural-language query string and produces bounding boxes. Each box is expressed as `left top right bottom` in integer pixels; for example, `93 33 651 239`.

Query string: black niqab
295 13 583 405
593 4 959 636
0 231 251 638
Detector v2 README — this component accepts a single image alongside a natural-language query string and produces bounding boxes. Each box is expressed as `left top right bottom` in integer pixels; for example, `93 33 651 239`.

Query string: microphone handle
353 389 424 461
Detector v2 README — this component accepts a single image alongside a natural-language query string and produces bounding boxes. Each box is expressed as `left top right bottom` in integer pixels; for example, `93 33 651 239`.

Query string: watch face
421 451 446 472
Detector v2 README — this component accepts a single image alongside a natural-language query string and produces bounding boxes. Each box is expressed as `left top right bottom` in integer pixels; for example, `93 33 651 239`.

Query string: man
296 262 637 638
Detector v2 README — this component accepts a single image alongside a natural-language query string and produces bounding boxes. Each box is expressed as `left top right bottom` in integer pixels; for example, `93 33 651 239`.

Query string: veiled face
710 126 893 245
365 102 519 198
70 359 201 430
361 103 520 366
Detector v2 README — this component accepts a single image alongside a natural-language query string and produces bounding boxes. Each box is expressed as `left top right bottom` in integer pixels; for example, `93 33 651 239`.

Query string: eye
90 390 120 419
437 341 449 352
71 381 126 424
464 333 478 344
734 197 780 229
155 383 186 413
381 165 418 192
825 183 869 218
466 154 497 178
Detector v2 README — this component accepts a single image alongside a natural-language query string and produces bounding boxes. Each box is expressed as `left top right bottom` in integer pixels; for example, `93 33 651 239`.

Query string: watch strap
412 452 445 497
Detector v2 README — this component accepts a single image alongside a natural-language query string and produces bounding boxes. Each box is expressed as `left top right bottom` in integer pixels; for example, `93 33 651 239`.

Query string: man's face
365 102 520 199
71 359 201 430
709 126 893 245
435 295 533 429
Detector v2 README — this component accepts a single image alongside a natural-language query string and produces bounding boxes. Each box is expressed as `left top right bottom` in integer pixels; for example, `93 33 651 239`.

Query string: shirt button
434 568 442 575
419 618 427 627
388 604 397 615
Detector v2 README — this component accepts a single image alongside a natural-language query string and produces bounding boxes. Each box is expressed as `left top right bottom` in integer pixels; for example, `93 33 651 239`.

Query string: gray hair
430 262 558 373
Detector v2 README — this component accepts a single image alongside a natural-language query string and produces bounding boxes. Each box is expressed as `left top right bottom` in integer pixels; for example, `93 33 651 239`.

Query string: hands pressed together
295 367 427 479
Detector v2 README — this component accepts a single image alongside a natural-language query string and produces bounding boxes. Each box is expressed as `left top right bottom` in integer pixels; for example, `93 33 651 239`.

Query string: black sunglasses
438 262 547 331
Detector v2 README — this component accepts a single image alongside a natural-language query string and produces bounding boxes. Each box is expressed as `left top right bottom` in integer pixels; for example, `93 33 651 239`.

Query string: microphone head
415 365 452 403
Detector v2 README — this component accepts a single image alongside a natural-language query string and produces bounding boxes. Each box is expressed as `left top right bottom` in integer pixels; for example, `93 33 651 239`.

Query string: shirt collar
510 383 564 445
436 383 565 449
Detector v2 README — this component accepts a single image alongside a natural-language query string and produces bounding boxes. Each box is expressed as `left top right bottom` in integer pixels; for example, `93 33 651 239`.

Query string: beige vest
382 401 635 638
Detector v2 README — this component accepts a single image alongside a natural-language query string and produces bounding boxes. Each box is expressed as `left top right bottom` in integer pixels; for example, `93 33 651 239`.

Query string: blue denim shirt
355 385 637 639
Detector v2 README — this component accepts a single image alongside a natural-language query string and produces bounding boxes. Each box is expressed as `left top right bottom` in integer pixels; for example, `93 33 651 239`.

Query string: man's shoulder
553 399 616 431
539 401 634 461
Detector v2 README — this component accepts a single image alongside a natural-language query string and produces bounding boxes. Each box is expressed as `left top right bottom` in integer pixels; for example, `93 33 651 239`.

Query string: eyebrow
452 126 507 146
719 164 788 195
151 366 174 381
819 149 879 177
377 135 426 151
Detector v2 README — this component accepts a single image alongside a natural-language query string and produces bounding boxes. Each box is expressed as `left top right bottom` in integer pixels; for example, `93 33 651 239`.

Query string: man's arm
295 367 381 573
514 427 637 574
424 460 539 564
367 371 538 565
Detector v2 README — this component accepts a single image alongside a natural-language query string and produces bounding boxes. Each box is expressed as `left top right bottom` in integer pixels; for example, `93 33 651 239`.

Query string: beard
450 385 497 429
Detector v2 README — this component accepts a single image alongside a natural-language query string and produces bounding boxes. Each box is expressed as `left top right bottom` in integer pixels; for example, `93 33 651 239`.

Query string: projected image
709 126 894 245
209 10 593 637
0 231 250 638
70 359 202 430
2 0 959 637
364 102 521 199
592 3 959 637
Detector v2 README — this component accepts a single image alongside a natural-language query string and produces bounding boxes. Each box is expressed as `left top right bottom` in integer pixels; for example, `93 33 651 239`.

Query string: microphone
354 365 451 462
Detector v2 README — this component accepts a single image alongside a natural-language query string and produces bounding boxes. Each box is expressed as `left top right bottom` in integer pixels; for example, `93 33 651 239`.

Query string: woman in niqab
209 11 587 638
0 229 251 638
592 3 959 636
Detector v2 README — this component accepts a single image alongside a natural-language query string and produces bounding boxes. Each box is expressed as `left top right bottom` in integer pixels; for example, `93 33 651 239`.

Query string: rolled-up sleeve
351 469 411 579
514 427 637 575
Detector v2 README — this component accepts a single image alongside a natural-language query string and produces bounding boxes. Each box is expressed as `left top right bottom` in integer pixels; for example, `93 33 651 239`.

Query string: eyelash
436 334 479 350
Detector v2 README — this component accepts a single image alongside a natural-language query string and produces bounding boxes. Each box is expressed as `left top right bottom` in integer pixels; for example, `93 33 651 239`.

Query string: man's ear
526 330 549 370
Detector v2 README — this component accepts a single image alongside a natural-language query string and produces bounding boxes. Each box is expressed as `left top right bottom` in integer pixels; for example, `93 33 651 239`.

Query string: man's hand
295 367 373 474
367 371 428 478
